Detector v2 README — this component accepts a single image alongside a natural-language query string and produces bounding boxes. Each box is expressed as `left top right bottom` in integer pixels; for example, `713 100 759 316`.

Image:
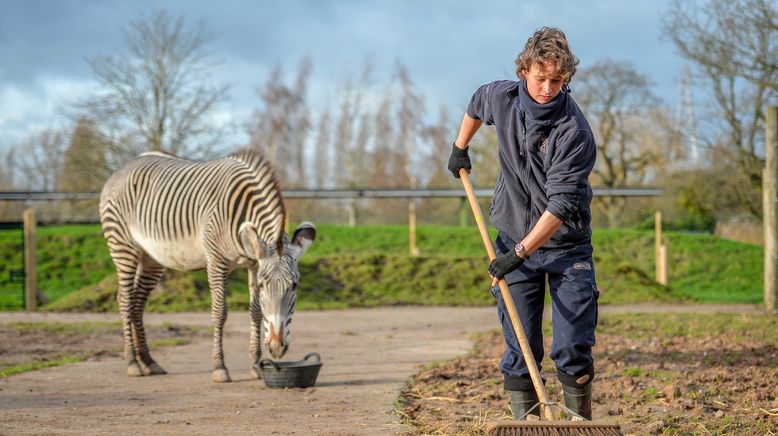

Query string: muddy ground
400 311 778 435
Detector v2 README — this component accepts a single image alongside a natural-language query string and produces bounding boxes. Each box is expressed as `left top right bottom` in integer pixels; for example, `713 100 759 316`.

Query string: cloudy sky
0 0 686 149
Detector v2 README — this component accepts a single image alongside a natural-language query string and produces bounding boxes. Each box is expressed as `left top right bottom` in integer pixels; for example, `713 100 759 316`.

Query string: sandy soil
0 307 496 435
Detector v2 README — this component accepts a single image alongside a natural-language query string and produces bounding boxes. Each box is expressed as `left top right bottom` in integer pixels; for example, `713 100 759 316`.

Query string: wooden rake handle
459 169 555 421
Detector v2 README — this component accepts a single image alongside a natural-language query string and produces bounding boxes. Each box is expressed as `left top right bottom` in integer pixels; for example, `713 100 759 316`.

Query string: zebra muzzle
267 321 287 358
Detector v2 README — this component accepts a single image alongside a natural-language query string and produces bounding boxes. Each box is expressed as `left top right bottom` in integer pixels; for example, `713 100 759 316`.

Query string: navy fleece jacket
466 80 596 248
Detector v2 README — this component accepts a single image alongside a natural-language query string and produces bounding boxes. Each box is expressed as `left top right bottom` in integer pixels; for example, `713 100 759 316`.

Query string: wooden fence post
658 242 668 287
655 210 664 285
459 197 468 227
23 209 37 311
764 105 777 313
347 200 356 227
409 199 419 257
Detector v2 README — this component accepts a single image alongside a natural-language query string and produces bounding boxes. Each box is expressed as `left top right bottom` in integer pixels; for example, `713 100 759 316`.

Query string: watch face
514 243 528 259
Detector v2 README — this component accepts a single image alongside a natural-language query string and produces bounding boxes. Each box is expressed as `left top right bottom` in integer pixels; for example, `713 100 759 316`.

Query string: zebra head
239 221 316 359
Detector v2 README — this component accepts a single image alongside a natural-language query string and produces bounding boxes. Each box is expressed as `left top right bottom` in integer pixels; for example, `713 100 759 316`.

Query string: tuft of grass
5 321 121 335
150 338 189 347
623 367 643 377
0 356 83 378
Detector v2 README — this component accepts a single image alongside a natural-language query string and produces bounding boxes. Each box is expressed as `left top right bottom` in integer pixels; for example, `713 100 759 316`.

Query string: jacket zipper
524 121 533 236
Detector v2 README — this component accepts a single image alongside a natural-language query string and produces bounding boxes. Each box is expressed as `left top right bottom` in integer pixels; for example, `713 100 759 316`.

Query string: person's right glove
447 143 471 178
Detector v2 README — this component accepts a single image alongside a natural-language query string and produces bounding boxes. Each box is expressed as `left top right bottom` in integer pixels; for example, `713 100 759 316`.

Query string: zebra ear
239 222 270 260
291 221 316 258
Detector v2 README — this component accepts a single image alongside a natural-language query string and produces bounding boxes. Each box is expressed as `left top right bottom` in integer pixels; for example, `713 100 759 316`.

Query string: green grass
5 321 121 335
150 338 190 347
0 224 113 309
0 224 764 311
593 229 762 303
304 224 498 258
599 312 776 342
44 255 496 312
623 367 643 377
0 356 83 378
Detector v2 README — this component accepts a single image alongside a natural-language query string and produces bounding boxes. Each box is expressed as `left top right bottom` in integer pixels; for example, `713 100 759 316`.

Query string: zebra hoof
251 365 262 380
143 361 167 376
127 362 144 377
212 368 231 383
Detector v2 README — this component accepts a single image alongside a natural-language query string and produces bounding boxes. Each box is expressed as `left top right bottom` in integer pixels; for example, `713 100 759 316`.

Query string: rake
458 169 622 436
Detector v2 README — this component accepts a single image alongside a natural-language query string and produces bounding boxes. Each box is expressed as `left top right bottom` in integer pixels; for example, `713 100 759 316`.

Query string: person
447 27 598 420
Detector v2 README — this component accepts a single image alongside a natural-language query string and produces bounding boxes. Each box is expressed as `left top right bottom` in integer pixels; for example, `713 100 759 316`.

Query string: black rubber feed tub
258 352 323 388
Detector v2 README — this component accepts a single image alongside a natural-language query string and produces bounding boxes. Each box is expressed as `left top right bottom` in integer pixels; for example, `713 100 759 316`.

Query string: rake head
486 420 622 436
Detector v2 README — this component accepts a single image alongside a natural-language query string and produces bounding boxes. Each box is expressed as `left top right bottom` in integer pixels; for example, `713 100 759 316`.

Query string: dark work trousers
492 232 599 391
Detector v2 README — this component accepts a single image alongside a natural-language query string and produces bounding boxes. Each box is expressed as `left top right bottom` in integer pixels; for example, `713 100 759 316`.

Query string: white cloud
0 76 95 146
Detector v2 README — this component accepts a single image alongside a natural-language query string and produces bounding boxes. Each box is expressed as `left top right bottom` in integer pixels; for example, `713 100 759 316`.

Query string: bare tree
249 58 312 186
333 78 359 188
421 106 453 188
417 106 462 226
78 10 229 167
58 119 110 193
353 111 372 184
313 109 332 188
332 61 373 188
0 147 21 220
662 0 778 218
574 60 680 226
13 130 67 191
368 95 395 187
0 147 15 190
394 62 425 189
55 119 111 220
290 59 312 186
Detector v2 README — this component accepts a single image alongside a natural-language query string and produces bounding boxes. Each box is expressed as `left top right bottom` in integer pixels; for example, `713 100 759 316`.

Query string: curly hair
515 27 579 83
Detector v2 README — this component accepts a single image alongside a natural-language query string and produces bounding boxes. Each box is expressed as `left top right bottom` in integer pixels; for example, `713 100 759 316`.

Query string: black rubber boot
507 389 539 420
562 382 592 420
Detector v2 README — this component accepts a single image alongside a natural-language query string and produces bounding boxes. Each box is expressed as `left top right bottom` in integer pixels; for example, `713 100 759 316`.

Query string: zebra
99 148 315 383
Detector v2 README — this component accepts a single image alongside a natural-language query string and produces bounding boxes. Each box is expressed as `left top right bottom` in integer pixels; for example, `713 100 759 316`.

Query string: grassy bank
0 224 763 311
0 225 113 308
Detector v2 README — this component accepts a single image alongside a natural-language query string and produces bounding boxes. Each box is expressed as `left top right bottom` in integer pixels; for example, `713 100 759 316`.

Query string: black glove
447 143 471 178
488 251 525 280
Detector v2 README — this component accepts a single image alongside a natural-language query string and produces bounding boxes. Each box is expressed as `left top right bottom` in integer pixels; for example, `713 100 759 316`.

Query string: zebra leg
109 244 144 377
248 265 263 379
207 260 231 383
133 255 166 375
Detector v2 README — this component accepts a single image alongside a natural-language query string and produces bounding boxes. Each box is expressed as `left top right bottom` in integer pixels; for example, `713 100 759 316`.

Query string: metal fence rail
0 187 664 201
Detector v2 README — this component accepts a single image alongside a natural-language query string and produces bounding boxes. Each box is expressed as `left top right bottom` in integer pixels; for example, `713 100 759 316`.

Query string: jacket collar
509 80 568 127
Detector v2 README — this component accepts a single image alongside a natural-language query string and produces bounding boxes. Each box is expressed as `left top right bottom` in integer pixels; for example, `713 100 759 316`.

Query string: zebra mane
139 150 186 159
227 148 287 256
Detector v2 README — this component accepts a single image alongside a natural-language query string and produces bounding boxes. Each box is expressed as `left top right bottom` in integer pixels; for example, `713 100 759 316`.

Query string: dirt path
0 304 764 435
1 307 497 435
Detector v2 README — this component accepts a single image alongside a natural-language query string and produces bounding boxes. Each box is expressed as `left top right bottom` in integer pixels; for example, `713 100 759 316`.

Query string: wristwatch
514 242 530 260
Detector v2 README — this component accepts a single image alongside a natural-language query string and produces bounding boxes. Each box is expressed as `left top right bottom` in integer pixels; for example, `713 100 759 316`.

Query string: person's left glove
447 143 471 178
488 251 525 280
